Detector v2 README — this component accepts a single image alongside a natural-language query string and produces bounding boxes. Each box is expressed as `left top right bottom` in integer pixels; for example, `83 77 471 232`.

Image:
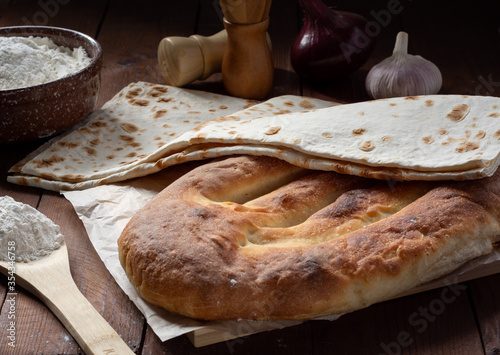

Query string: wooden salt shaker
220 0 274 100
158 30 227 87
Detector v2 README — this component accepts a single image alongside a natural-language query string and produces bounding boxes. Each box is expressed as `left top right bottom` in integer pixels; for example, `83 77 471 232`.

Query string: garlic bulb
365 32 442 99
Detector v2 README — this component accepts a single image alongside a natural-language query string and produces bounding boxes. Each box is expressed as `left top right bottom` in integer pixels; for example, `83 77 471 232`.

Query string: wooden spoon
0 243 135 355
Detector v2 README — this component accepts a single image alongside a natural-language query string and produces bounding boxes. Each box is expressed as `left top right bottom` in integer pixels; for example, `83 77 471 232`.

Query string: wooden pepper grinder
220 0 274 100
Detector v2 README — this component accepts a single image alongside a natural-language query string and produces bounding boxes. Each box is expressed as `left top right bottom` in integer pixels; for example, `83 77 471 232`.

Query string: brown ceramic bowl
0 26 102 143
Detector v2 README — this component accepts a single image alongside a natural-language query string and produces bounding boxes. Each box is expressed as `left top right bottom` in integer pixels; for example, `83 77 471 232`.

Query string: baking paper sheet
62 162 309 342
62 161 500 343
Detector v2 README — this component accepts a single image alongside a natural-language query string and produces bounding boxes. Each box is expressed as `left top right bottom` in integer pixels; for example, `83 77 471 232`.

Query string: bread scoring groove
241 171 374 229
186 155 308 204
248 180 433 245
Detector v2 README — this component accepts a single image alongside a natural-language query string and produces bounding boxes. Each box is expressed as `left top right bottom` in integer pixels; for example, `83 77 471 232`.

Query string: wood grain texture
268 0 302 97
399 0 500 96
183 0 227 95
469 274 500 355
96 0 200 106
0 0 106 33
222 16 273 99
0 1 108 354
1 0 500 354
0 244 135 355
312 285 484 355
39 192 144 353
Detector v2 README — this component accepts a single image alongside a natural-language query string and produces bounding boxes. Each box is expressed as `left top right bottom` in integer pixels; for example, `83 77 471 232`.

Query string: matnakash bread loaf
118 155 500 321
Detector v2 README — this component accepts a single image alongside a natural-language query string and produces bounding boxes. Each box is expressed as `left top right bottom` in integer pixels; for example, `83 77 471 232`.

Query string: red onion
291 0 375 81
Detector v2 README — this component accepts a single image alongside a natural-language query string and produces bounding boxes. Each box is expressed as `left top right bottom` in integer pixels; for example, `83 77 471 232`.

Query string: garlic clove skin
365 32 442 99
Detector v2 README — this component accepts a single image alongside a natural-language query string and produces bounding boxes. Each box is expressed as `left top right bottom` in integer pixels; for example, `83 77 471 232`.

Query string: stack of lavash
8 81 500 191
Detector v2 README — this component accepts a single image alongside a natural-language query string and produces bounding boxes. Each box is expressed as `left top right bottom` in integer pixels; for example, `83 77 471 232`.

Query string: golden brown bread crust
118 155 500 320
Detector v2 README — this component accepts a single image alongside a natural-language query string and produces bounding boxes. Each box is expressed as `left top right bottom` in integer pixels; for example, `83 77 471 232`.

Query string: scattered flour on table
0 36 91 90
0 196 64 262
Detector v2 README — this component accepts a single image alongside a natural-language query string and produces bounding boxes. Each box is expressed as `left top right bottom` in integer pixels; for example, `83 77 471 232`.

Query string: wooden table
1 0 500 354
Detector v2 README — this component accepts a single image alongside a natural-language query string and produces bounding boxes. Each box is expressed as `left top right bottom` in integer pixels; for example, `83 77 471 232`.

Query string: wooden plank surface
0 1 110 354
470 274 500 355
1 0 500 354
95 0 201 105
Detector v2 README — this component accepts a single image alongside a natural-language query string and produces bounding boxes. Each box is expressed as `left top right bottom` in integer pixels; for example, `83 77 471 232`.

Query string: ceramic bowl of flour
0 26 102 143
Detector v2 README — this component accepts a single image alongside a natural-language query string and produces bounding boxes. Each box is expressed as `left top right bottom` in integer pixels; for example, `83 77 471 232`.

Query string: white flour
0 196 64 262
0 36 91 90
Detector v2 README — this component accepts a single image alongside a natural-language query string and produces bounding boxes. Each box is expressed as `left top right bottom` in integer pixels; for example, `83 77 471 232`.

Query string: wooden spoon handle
40 279 135 355
7 249 134 355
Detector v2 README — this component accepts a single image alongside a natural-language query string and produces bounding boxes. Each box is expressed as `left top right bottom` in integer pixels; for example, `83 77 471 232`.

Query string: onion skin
291 0 375 81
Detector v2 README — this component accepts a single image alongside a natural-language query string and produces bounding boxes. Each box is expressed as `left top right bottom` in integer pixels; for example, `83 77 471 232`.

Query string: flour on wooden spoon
0 196 64 262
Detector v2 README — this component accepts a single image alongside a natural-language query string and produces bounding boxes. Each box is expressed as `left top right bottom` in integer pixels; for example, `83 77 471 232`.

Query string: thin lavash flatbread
8 82 258 181
7 82 500 191
162 94 500 180
7 82 337 191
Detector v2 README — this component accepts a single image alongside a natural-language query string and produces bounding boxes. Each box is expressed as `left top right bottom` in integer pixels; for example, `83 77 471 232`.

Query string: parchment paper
62 163 309 342
62 161 500 343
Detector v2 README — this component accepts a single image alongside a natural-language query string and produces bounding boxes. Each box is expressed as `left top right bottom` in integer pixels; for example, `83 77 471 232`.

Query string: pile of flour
0 196 64 262
0 36 91 90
